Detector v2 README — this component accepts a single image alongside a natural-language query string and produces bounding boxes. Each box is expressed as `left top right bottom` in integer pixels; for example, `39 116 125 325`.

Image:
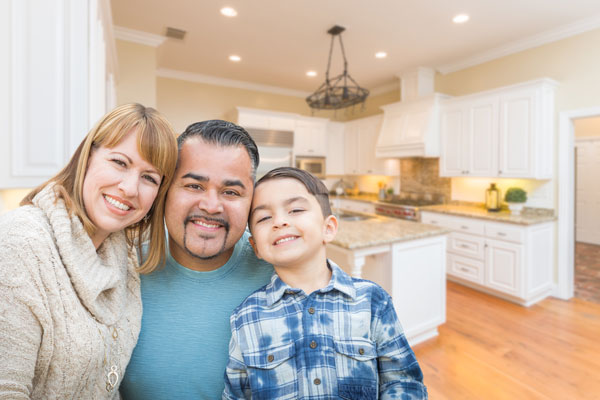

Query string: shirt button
267 355 274 362
308 307 315 314
309 340 317 349
313 378 321 385
358 348 365 355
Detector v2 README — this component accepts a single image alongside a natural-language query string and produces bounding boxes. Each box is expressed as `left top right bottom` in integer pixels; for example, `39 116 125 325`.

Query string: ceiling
111 0 600 94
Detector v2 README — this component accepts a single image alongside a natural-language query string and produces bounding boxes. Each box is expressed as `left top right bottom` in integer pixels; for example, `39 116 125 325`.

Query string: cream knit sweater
0 185 142 399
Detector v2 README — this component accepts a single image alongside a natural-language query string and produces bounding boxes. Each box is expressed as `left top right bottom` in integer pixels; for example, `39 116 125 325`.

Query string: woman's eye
143 175 159 185
111 159 127 167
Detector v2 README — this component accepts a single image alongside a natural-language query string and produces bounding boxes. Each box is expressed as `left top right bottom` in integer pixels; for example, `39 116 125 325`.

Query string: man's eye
224 190 240 197
186 184 203 190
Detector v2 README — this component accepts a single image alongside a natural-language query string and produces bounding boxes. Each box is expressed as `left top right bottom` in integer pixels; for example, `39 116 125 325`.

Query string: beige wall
115 40 157 107
574 116 600 138
155 77 399 133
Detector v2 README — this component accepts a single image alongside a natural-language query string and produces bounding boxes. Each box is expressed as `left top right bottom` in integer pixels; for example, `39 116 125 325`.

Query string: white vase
507 202 524 215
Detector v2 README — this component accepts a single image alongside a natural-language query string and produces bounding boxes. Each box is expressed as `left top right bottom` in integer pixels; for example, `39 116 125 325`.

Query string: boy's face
249 178 337 270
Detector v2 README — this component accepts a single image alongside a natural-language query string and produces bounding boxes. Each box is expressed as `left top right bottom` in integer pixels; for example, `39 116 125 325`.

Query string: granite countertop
331 213 449 250
420 204 556 225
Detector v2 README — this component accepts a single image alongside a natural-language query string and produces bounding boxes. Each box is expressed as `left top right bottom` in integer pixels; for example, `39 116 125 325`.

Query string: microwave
295 156 326 178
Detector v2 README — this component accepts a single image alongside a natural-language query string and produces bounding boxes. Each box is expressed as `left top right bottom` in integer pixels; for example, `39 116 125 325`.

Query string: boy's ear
322 214 338 244
248 236 262 259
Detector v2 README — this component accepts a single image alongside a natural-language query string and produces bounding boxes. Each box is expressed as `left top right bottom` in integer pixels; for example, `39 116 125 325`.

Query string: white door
485 239 522 297
575 138 600 245
440 106 467 176
468 97 498 177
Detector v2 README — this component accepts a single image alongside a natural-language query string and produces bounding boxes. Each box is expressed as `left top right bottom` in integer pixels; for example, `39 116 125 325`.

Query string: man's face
165 137 254 271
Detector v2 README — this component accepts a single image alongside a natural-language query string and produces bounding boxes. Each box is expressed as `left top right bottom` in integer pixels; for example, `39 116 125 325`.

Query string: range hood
376 67 449 158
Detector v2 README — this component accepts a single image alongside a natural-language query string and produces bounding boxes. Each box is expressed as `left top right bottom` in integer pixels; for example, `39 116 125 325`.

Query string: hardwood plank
413 281 600 399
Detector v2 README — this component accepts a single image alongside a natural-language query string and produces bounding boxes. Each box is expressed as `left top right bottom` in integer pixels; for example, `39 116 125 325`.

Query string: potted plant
504 187 527 215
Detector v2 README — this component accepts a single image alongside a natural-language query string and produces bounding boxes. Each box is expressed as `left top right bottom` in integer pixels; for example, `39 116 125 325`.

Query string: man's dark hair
254 167 332 217
177 120 260 180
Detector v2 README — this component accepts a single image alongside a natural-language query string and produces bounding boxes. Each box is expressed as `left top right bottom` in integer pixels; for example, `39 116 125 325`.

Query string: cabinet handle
459 244 469 249
497 232 506 237
461 225 469 230
430 220 438 224
498 170 502 174
459 267 470 273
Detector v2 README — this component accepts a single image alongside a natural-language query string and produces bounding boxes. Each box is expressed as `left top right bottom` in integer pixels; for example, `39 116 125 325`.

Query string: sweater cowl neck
32 184 130 326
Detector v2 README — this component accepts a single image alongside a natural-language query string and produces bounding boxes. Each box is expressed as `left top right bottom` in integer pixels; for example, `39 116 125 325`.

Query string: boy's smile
249 178 337 271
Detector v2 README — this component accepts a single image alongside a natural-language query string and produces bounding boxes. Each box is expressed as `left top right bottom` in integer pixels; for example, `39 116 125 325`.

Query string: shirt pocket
334 337 378 400
242 341 298 400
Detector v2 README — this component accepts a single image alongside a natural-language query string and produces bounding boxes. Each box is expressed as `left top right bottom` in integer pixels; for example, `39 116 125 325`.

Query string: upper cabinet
345 115 400 176
294 117 328 157
325 122 345 175
0 0 115 189
236 107 296 131
440 79 557 179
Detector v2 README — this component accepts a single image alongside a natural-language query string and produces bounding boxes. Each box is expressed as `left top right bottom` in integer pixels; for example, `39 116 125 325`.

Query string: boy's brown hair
252 167 332 218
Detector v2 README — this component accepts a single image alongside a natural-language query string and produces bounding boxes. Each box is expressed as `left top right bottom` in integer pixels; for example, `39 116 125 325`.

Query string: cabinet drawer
421 212 456 229
485 222 524 244
448 253 485 284
452 217 485 235
448 232 485 260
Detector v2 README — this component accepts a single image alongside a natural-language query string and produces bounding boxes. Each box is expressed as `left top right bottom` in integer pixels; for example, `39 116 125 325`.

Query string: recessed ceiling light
453 14 470 24
375 51 387 59
306 71 317 77
229 55 241 62
220 7 237 17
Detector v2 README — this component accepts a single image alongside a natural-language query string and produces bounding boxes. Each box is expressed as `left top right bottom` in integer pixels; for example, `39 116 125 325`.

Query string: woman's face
83 130 162 248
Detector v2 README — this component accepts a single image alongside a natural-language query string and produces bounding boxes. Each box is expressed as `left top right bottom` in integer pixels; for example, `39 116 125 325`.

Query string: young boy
223 167 427 399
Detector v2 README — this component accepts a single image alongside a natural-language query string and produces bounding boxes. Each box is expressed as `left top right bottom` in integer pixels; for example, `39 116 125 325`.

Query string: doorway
573 118 600 303
557 108 600 300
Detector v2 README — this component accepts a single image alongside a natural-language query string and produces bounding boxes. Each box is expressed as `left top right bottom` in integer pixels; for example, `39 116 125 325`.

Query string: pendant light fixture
306 25 369 111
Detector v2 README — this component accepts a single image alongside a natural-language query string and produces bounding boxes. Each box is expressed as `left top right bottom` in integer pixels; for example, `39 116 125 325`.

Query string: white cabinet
236 107 296 131
1 0 114 189
439 79 556 179
344 115 399 176
325 122 345 175
294 118 328 157
421 211 554 306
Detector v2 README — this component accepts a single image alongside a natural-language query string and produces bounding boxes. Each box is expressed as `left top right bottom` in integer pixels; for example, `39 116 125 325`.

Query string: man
120 120 274 399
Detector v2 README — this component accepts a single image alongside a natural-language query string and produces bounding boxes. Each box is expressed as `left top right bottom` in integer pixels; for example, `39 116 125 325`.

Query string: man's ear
322 214 338 244
248 236 262 259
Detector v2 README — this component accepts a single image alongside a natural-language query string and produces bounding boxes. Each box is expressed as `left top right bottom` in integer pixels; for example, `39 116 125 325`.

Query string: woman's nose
118 172 139 197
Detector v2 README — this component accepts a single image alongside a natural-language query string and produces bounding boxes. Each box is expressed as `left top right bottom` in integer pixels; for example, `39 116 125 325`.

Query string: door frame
556 106 600 299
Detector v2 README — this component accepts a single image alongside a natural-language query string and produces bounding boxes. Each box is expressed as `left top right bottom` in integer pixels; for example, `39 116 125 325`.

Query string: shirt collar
265 259 357 307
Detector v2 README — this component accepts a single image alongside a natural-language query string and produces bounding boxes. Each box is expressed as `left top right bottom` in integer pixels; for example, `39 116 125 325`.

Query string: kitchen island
326 213 449 345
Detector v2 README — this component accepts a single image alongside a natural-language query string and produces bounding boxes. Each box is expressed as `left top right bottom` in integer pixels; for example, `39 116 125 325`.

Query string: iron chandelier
306 25 369 111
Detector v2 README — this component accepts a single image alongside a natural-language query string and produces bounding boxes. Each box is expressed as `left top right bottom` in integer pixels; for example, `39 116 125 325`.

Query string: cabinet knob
498 170 502 174
461 225 469 230
497 232 506 237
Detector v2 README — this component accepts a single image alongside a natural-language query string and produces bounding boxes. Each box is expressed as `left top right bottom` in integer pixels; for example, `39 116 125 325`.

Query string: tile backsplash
400 158 451 200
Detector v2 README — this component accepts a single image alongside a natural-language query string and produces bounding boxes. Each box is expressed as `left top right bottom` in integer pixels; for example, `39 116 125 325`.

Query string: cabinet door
359 116 399 176
325 122 345 175
467 97 498 177
294 121 327 157
485 238 522 296
440 105 467 177
344 123 360 175
498 89 536 177
237 112 270 129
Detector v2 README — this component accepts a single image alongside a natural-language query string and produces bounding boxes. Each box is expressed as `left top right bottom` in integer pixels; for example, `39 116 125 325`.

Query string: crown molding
113 26 166 47
437 14 600 74
156 68 311 98
370 81 399 96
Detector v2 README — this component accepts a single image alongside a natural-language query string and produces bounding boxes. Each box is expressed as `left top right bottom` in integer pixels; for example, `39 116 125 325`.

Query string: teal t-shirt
120 231 273 399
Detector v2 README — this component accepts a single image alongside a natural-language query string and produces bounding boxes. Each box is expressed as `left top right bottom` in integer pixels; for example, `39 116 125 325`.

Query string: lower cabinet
421 211 554 306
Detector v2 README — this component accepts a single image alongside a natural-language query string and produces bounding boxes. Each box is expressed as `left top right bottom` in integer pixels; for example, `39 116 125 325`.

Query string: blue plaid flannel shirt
223 260 428 399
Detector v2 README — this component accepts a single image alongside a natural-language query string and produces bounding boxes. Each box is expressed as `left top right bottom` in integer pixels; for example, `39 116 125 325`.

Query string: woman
0 103 178 398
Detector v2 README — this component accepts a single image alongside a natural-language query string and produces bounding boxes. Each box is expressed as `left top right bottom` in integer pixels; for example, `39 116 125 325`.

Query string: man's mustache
184 214 230 231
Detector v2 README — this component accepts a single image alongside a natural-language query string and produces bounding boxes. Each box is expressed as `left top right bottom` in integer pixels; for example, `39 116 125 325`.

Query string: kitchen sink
336 213 374 221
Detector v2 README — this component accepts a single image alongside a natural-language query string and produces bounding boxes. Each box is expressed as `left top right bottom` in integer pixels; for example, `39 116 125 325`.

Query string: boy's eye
290 208 304 214
255 215 271 224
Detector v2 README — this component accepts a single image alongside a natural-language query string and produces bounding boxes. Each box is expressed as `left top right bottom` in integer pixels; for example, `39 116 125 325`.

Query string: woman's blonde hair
21 103 178 273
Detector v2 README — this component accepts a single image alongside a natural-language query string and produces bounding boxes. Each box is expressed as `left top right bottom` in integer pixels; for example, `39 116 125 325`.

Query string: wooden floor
413 281 600 400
